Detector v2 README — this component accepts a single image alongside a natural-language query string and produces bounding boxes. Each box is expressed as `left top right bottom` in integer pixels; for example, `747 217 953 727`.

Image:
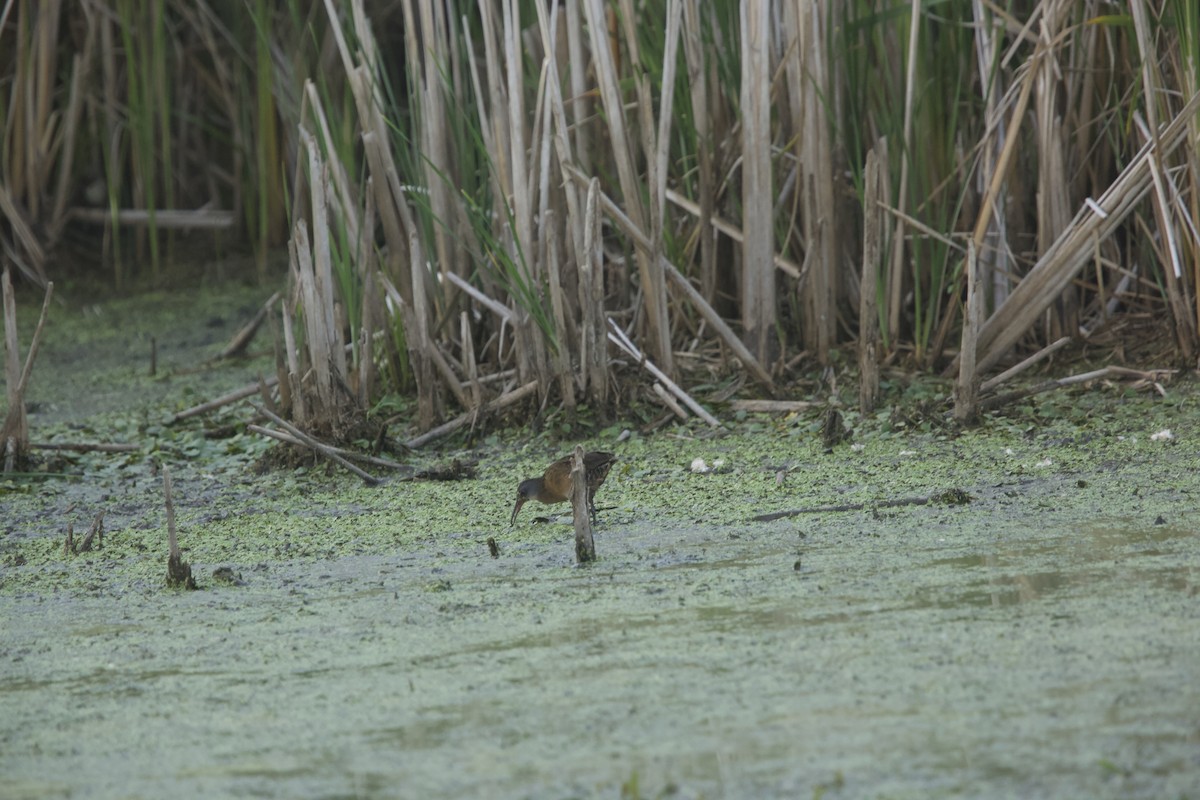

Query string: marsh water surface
2 283 1198 798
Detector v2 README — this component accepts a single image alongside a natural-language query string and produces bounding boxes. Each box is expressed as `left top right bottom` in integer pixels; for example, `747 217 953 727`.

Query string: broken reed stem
170 375 281 423
15 280 53 397
571 169 774 390
729 400 818 413
752 495 934 522
971 90 1200 374
980 336 1071 393
954 240 981 423
31 441 139 453
571 444 595 564
247 424 411 472
653 382 689 420
219 290 281 359
404 380 538 449
664 189 803 279
859 144 883 414
251 403 381 485
981 366 1176 412
1 265 28 463
607 318 721 427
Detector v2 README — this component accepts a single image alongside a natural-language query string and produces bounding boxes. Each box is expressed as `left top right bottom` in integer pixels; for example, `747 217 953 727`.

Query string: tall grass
1 0 1197 435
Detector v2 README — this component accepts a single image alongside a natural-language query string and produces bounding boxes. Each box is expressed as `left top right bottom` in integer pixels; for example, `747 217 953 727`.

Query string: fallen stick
607 318 720 427
247 424 413 473
981 365 1175 411
31 441 140 453
730 399 818 413
250 403 381 485
405 380 538 448
171 375 280 423
653 382 689 420
980 336 1071 393
752 494 933 522
68 206 236 229
219 291 281 359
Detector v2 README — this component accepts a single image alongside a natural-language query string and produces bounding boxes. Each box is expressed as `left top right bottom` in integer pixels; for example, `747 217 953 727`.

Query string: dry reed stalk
332 3 415 298
170 374 281 424
792 1 836 362
607 318 719 428
972 90 1200 374
528 53 575 409
281 245 307 424
583 0 672 373
247 424 409 472
580 179 607 407
970 0 1012 309
407 235 436 430
859 145 884 414
307 131 349 386
1035 3 1074 340
981 366 1177 412
443 271 514 326
887 2 924 345
65 207 236 229
562 0 590 173
954 241 981 423
49 50 86 240
681 0 717 303
33 441 139 454
427 338 470 411
532 0 597 410
739 0 774 365
652 382 689 420
648 0 683 336
730 399 817 413
356 180 378 408
544 212 577 411
252 403 381 485
404 380 538 449
1128 106 1195 359
980 336 1071 393
460 311 481 409
0 186 45 285
304 81 360 247
414 0 462 306
571 169 775 390
1 265 27 460
664 189 803 279
502 0 533 265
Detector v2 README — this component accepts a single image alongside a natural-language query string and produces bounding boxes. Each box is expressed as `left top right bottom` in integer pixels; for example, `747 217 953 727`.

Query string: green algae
2 283 1200 798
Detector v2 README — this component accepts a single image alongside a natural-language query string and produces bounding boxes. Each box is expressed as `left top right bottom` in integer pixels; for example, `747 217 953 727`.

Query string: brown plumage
510 451 617 525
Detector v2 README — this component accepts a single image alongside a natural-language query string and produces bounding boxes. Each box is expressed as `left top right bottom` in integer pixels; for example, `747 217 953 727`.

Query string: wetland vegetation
3 1 1200 797
2 282 1199 798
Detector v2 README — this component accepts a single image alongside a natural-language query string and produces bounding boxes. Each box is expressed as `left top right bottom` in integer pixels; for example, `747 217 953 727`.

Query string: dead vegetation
1 1 1197 451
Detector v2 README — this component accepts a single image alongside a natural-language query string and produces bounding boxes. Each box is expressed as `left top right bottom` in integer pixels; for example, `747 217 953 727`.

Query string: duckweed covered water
2 283 1199 798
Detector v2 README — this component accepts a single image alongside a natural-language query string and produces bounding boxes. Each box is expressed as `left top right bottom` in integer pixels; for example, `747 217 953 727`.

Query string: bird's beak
510 496 526 526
